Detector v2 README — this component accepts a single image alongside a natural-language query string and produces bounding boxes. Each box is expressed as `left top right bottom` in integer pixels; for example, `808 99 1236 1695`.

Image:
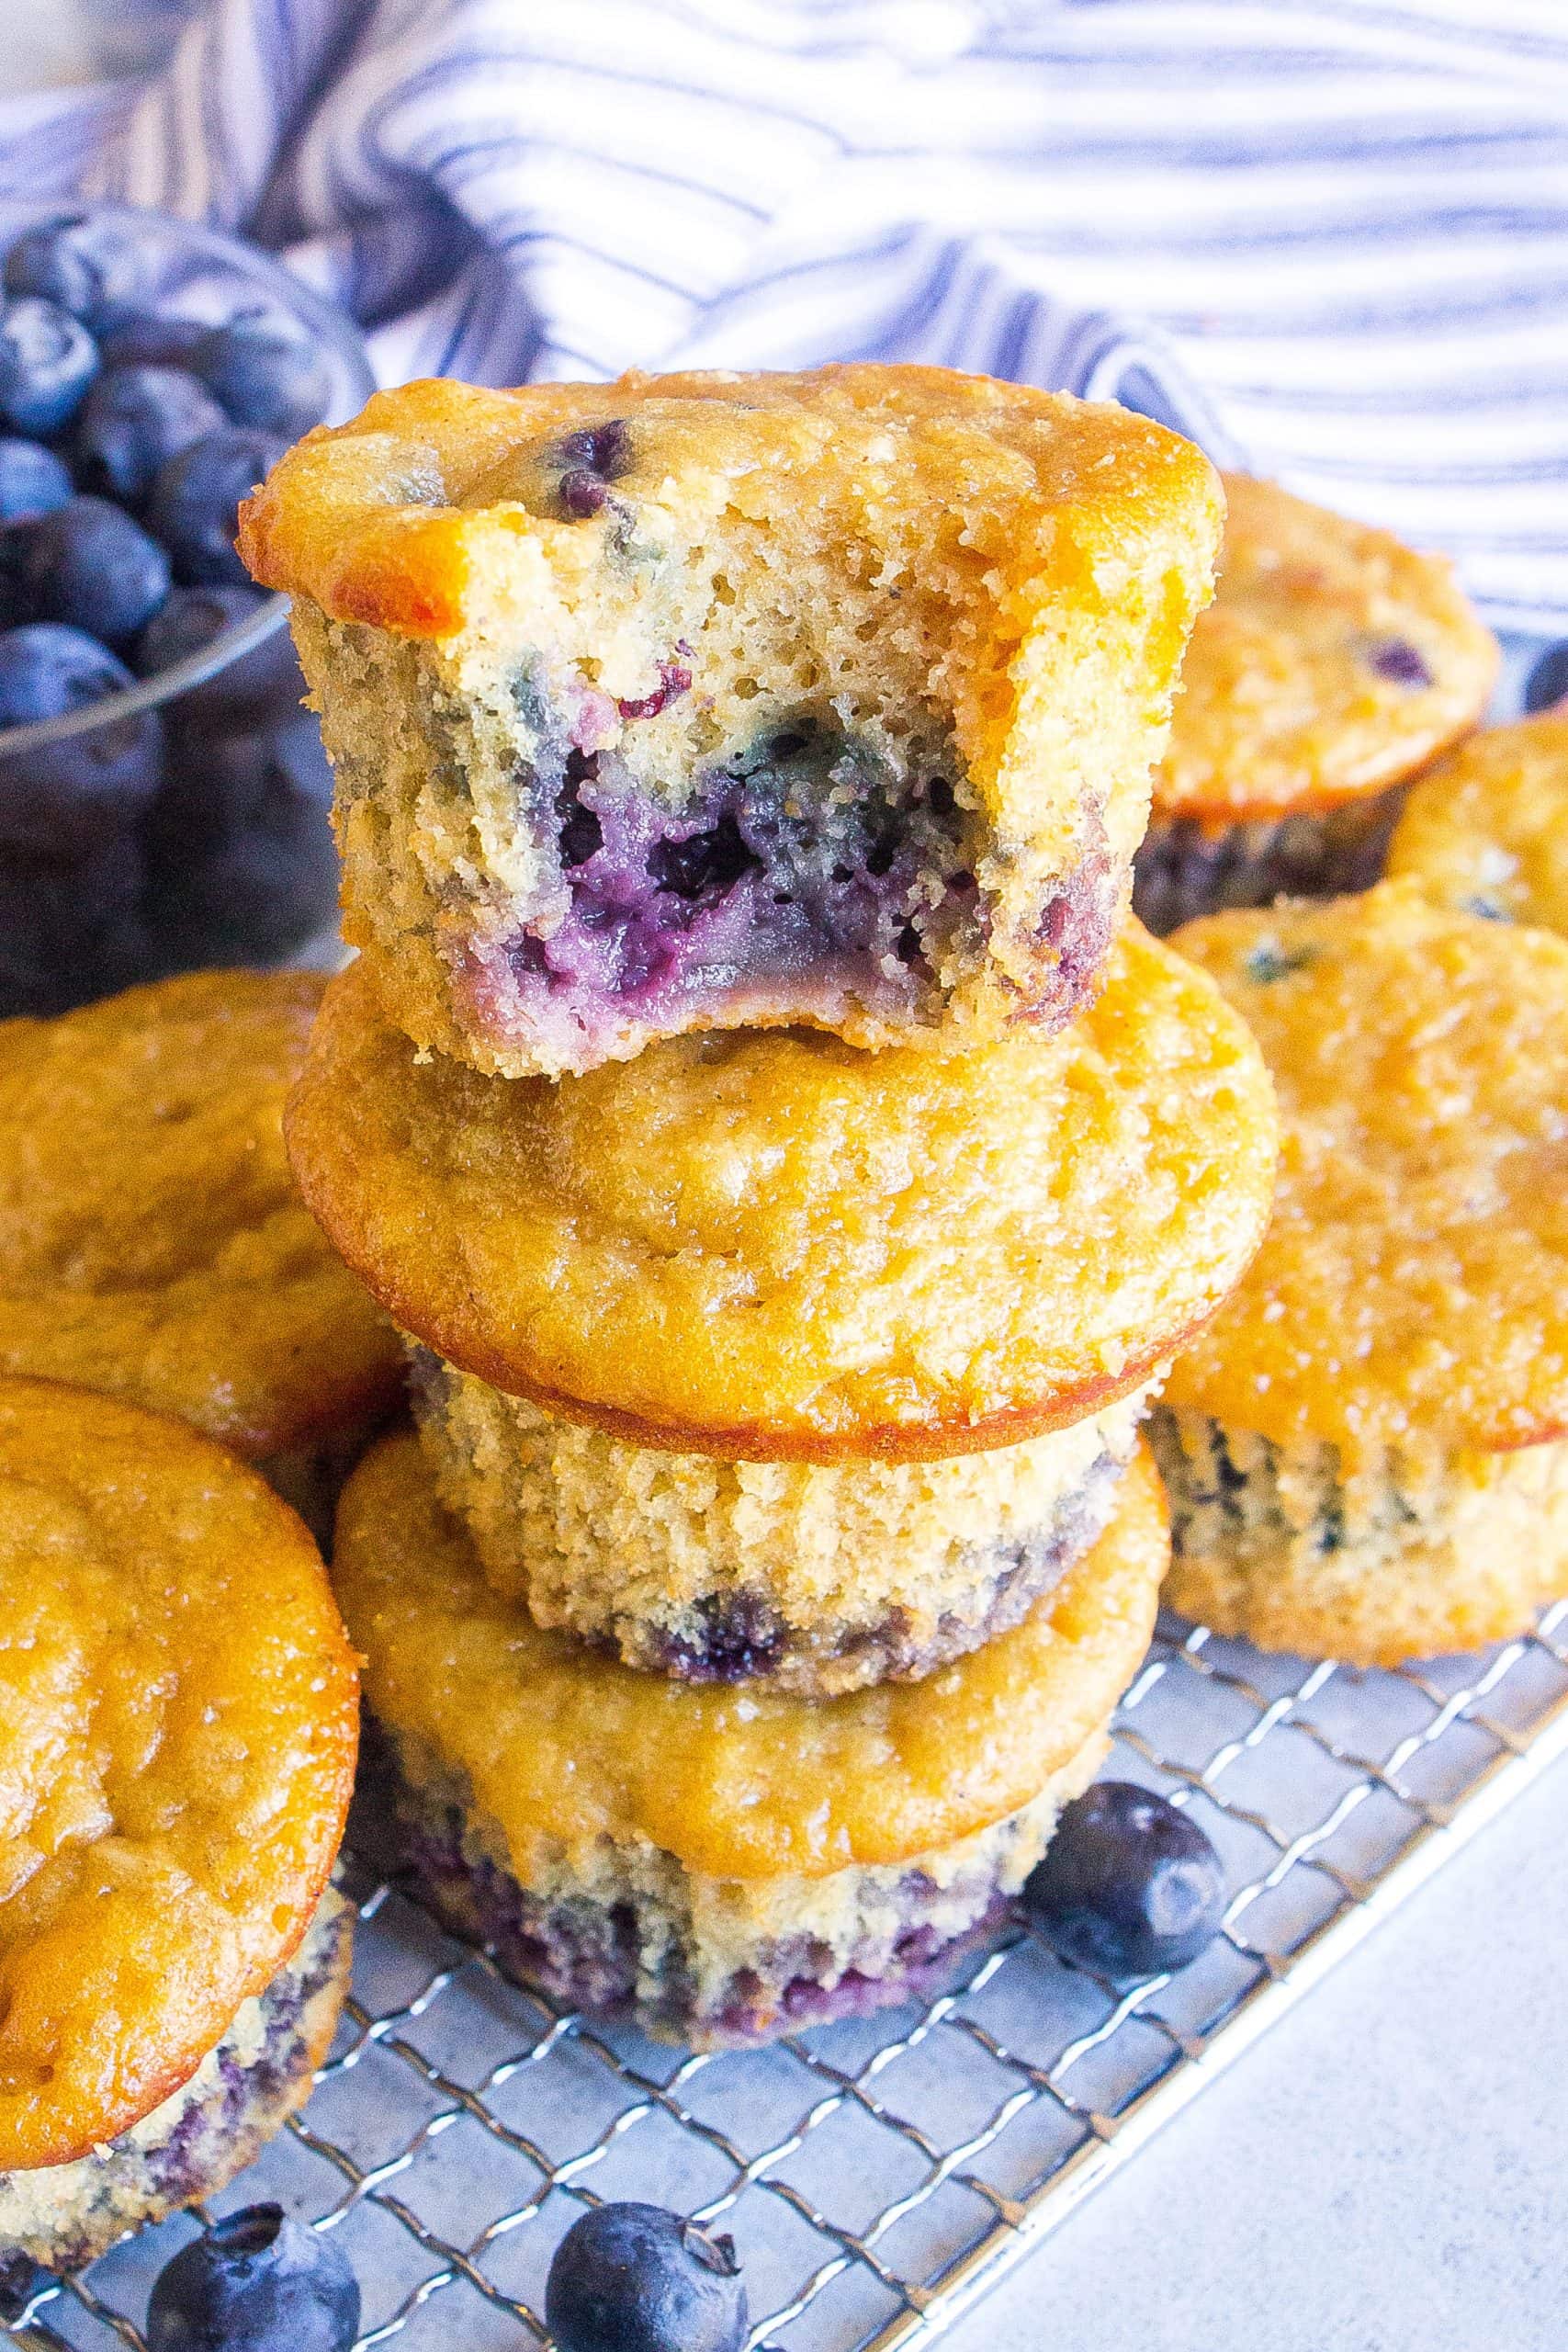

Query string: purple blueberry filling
3 1899 349 2274
471 713 976 1056
397 1802 1017 2045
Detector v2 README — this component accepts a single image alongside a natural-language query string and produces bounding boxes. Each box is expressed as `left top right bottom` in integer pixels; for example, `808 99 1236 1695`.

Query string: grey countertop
948 1743 1568 2351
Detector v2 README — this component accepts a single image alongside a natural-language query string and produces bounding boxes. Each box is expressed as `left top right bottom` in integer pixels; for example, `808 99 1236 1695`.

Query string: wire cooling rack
11 1597 1568 2352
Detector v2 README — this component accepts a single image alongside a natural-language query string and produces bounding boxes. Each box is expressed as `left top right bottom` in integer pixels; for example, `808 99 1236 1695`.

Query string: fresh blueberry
1523 640 1568 713
73 365 227 503
194 306 330 439
146 2205 359 2352
0 833 148 1018
144 718 339 961
147 426 285 586
546 2203 749 2352
0 298 99 435
0 624 163 854
100 311 209 371
134 582 299 720
17 495 170 647
0 437 72 523
1022 1781 1227 1979
3 215 141 327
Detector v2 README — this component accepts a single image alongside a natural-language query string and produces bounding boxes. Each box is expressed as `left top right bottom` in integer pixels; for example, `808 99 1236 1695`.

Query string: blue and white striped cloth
3 0 1566 625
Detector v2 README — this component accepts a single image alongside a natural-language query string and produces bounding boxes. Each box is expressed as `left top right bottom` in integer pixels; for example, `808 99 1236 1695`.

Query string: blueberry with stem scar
546 2201 749 2352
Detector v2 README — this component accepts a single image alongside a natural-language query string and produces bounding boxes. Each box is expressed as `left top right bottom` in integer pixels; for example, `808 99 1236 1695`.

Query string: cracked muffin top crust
0 1377 358 2171
0 968 402 1459
1385 708 1568 935
1165 882 1568 1462
288 925 1278 1462
333 1427 1167 1883
1154 475 1497 827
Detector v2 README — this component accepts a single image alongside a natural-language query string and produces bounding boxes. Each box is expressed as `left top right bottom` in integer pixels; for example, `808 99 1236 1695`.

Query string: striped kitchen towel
2 0 1566 626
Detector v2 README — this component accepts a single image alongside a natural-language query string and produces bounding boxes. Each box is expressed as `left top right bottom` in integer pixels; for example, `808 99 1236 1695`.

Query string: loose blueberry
0 298 98 435
147 426 285 586
194 306 330 439
0 623 164 854
100 311 209 371
3 215 140 327
1523 639 1568 714
0 833 148 1018
147 711 329 855
1022 1781 1227 1979
18 495 171 646
134 582 299 720
546 2203 749 2352
144 718 339 961
74 364 228 503
146 2205 359 2352
0 437 72 523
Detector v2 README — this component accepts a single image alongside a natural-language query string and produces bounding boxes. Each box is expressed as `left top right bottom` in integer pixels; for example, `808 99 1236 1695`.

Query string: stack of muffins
240 364 1280 2047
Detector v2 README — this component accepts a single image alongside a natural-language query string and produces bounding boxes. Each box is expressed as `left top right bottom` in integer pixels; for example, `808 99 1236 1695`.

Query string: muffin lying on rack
0 967 401 1532
1150 881 1568 1663
1385 706 1568 934
0 1377 358 2273
336 1428 1170 2047
241 366 1223 1076
1134 475 1497 933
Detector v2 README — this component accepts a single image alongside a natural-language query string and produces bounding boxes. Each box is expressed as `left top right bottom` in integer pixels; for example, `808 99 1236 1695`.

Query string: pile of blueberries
0 211 342 1017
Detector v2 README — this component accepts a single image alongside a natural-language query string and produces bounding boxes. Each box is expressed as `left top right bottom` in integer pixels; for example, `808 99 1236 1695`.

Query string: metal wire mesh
12 1597 1568 2352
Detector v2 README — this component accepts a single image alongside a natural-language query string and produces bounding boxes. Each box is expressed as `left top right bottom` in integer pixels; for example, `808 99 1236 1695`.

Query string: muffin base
367 1726 1102 2048
411 1348 1147 1697
1132 792 1402 935
1151 1408 1568 1663
0 1889 352 2272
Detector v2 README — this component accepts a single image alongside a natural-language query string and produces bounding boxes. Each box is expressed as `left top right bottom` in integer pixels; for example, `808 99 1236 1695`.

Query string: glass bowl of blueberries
0 203 377 1018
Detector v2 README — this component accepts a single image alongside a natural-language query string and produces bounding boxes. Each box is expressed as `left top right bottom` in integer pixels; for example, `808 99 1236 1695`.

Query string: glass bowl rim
0 199 377 754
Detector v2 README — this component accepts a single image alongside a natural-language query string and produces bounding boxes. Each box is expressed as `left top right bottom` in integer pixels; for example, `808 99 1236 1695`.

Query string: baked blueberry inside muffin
334 1429 1168 2047
1154 883 1568 1660
240 365 1224 1076
0 1377 358 2265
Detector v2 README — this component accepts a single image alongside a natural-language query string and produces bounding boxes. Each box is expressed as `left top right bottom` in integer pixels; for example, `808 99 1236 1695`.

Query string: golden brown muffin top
288 928 1278 1463
335 1427 1167 1882
1155 475 1497 825
1164 883 1568 1459
0 969 402 1459
1385 708 1568 935
0 1377 357 2170
240 364 1220 647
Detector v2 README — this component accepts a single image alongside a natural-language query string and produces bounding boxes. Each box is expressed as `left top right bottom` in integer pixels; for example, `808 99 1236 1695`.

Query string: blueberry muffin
0 1376 358 2267
1385 709 1568 934
240 366 1223 1077
288 924 1277 1463
335 1427 1168 2047
1134 477 1497 933
0 969 403 1529
409 1344 1152 1697
1152 883 1568 1662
